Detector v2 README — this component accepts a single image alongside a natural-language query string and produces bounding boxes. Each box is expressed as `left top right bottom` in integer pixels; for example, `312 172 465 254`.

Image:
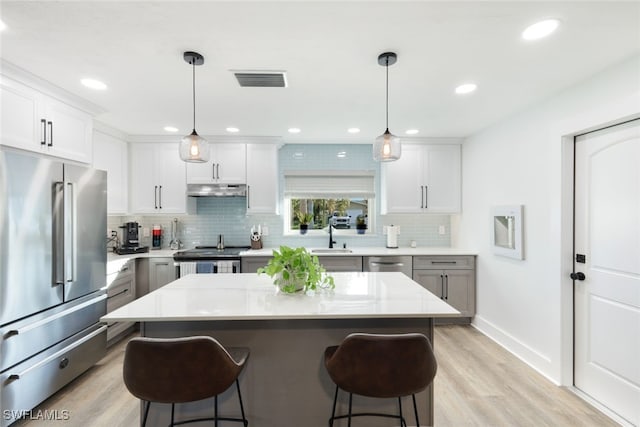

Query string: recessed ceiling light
337 151 347 158
81 78 107 90
288 128 301 134
347 128 360 134
455 83 477 95
226 127 239 133
405 129 419 135
522 19 560 41
164 126 179 132
0 19 7 32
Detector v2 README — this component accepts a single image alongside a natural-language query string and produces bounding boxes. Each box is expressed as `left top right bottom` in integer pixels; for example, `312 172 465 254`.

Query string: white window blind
284 170 375 199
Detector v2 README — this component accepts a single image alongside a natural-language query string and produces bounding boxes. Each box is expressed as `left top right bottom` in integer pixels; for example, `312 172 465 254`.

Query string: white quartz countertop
240 246 477 257
101 272 460 322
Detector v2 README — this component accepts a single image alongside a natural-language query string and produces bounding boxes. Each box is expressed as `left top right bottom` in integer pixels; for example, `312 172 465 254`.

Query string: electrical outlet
143 227 150 237
106 229 112 237
262 225 269 236
438 225 446 235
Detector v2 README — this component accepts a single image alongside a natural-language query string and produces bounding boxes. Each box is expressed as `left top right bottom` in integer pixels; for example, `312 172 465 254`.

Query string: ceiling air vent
232 70 287 88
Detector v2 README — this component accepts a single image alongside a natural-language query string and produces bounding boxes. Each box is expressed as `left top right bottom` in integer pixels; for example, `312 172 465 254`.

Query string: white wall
455 55 640 383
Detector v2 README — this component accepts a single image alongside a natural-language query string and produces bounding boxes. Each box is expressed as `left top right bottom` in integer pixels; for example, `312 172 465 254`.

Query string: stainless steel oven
173 246 249 277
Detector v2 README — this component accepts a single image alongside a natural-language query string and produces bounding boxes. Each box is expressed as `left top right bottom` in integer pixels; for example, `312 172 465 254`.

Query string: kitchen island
102 272 459 426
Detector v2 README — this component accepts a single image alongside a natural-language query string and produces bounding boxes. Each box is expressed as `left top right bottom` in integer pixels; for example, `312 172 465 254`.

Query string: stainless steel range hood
186 183 247 197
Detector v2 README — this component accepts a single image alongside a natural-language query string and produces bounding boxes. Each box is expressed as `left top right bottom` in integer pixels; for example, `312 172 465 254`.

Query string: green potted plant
296 212 313 235
257 246 335 293
356 214 367 235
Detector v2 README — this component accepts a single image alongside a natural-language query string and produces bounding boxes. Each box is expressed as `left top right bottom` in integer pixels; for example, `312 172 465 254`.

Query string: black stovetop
173 246 250 260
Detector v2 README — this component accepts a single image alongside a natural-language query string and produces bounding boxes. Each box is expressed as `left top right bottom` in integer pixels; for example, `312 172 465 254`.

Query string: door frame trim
559 114 640 388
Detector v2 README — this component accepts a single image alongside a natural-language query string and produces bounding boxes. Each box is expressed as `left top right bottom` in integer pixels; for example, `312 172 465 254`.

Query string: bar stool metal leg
412 393 420 427
398 396 406 427
141 401 150 427
170 403 175 427
347 393 353 427
235 379 249 427
329 386 339 427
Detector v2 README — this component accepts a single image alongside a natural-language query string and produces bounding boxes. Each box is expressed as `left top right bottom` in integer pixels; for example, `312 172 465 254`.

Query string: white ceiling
1 1 639 142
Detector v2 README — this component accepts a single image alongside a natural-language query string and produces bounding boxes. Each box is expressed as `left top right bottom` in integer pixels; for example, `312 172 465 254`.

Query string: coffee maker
115 221 149 254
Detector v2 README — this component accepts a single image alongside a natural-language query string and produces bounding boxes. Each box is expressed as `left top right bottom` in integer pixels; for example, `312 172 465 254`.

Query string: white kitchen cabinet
246 144 279 214
381 144 461 213
129 143 195 214
0 75 92 163
186 143 246 184
93 130 128 214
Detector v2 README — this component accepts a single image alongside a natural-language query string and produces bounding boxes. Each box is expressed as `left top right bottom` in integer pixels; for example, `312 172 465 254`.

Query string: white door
156 144 188 214
574 119 640 426
246 144 278 214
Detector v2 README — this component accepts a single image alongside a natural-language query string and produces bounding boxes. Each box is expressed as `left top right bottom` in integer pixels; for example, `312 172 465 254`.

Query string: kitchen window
283 170 375 235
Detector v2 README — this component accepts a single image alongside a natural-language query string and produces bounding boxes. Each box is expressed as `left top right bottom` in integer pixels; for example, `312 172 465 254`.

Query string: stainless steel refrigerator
0 149 107 426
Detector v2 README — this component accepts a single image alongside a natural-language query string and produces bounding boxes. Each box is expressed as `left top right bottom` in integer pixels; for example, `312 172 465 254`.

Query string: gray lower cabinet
106 259 135 343
412 256 475 322
137 257 178 296
149 257 177 292
316 256 363 272
241 256 273 273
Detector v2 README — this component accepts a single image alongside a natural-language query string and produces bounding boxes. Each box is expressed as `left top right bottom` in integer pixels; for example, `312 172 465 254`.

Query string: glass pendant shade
373 128 401 161
180 51 208 163
179 130 210 162
374 52 401 162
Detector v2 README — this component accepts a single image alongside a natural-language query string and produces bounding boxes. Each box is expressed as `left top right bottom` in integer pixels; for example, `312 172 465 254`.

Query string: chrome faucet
328 224 336 249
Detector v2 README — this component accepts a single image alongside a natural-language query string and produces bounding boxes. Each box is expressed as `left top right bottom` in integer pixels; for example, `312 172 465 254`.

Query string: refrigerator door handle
53 182 65 286
8 325 107 380
64 182 76 284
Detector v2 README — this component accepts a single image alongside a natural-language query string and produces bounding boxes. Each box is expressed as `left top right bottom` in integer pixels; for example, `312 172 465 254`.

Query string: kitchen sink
311 249 353 254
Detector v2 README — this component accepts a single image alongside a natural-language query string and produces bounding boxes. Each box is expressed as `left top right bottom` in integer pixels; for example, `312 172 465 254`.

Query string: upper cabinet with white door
381 143 461 213
129 143 195 214
186 143 246 184
92 125 128 215
0 64 97 163
246 143 279 214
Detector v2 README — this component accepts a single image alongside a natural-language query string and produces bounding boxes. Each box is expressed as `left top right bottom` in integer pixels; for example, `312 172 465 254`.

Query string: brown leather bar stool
123 336 249 427
324 333 437 427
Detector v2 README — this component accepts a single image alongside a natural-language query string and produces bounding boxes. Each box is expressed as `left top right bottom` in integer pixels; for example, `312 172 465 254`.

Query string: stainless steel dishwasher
364 256 413 278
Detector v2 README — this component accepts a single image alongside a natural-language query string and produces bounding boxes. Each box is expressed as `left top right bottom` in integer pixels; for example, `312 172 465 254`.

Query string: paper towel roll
386 225 399 248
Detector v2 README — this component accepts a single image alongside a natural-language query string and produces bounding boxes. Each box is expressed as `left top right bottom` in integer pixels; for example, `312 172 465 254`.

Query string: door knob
570 272 586 281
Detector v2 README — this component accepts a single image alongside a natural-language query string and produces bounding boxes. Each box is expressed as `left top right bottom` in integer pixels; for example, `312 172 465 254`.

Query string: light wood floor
14 325 617 427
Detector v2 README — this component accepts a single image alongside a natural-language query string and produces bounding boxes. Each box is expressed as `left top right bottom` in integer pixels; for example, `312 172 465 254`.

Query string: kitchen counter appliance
115 221 149 255
0 149 108 426
173 246 250 276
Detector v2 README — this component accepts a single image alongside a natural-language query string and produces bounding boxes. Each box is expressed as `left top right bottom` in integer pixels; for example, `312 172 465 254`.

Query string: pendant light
179 51 210 163
373 52 401 162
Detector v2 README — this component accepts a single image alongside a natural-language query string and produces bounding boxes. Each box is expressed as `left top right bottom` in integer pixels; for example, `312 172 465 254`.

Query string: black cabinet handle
247 185 251 209
420 185 424 208
41 119 47 145
424 185 428 209
444 274 449 299
47 121 53 147
159 185 162 209
216 164 220 180
212 163 216 180
570 272 586 281
440 274 444 299
154 186 158 209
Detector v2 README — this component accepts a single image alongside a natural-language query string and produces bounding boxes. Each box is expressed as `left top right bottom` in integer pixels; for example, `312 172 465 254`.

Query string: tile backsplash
109 144 451 250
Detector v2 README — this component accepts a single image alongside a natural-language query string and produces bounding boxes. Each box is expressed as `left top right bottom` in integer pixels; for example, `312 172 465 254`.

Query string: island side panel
141 317 435 427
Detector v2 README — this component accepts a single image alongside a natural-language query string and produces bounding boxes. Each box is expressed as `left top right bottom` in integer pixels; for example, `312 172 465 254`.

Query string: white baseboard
471 314 559 385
